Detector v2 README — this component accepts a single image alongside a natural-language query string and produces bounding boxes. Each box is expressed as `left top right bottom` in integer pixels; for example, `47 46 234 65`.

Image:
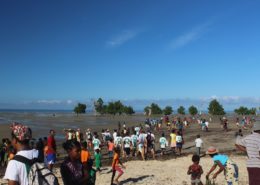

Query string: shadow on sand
116 175 154 185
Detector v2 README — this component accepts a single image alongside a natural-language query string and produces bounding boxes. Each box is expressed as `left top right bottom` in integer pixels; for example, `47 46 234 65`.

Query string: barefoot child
159 133 168 156
187 154 203 185
94 148 102 172
111 146 126 185
176 131 183 155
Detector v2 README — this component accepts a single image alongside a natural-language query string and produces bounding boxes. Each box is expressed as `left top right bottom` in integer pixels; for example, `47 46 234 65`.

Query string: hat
253 121 260 131
10 122 32 141
206 146 219 155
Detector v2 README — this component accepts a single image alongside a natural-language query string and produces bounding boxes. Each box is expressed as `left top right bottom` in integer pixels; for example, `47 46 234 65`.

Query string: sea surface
0 109 146 140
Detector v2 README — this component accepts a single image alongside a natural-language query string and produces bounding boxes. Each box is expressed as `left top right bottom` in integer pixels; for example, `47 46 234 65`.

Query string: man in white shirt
195 134 203 156
4 122 38 185
123 132 131 159
138 130 146 161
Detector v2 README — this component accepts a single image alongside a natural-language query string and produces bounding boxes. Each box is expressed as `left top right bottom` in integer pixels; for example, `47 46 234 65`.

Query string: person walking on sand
123 132 131 159
94 148 102 172
159 133 168 156
176 131 183 155
206 146 238 185
46 129 56 172
235 121 260 185
187 154 203 185
131 131 138 157
195 135 203 156
169 129 176 154
111 146 126 185
137 130 146 161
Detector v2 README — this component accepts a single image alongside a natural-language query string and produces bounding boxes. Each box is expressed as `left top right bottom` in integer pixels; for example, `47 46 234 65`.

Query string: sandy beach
0 112 254 184
0 155 249 185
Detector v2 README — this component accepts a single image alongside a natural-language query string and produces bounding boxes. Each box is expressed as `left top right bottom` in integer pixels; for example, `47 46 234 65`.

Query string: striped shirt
239 132 260 168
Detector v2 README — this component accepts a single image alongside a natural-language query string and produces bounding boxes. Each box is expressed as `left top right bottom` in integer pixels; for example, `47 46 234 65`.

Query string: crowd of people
0 116 259 185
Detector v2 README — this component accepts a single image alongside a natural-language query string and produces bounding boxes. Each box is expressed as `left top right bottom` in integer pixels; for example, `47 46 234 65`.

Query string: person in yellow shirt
169 129 176 154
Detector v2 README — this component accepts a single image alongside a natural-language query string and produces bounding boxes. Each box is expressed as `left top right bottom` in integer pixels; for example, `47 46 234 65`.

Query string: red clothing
47 136 56 154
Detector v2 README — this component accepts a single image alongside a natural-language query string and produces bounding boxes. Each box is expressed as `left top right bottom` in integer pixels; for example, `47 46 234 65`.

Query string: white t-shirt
113 132 117 141
195 138 203 147
134 127 140 135
92 138 101 150
115 136 123 146
159 137 168 148
4 150 38 185
123 136 131 148
138 133 146 146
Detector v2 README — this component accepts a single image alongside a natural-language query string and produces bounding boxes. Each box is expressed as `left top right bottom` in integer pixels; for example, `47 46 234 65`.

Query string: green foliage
107 102 117 115
94 98 135 115
234 106 256 115
177 106 185 115
114 101 124 115
74 103 87 115
163 106 173 115
150 103 163 115
123 106 135 115
208 99 225 115
144 106 150 116
189 105 198 116
94 98 104 114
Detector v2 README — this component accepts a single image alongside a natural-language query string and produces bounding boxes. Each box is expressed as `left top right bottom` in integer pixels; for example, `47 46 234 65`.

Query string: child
195 135 203 156
206 146 238 185
108 139 114 159
81 141 91 165
94 149 102 172
60 140 89 185
159 133 168 156
176 131 183 155
111 146 126 185
170 129 176 154
187 154 203 185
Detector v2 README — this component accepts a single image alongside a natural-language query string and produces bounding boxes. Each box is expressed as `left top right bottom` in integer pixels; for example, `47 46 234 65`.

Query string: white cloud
107 30 140 47
37 100 62 104
171 22 211 50
66 100 73 104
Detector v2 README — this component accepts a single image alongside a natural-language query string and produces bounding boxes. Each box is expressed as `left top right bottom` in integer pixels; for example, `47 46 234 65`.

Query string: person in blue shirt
206 146 238 185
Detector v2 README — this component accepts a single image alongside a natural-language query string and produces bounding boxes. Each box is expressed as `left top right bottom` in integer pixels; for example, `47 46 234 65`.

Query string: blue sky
1 0 260 110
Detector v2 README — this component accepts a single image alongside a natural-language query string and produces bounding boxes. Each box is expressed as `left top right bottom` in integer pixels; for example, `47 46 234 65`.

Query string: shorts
46 153 56 164
114 166 124 175
161 147 166 152
124 148 130 155
138 144 144 152
108 151 113 158
191 178 201 184
176 143 182 148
